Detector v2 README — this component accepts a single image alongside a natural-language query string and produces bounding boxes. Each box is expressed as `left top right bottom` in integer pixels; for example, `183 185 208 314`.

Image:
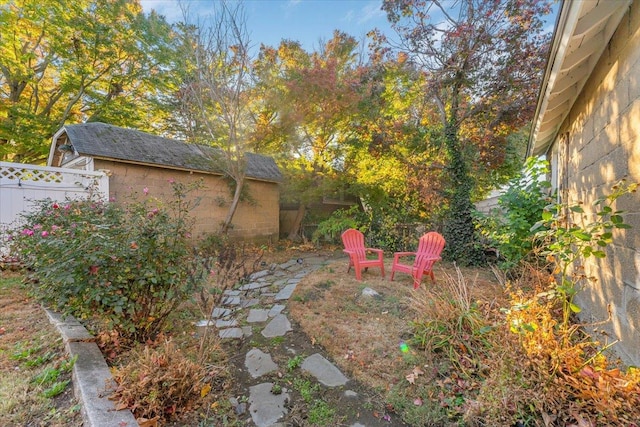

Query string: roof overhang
528 0 632 157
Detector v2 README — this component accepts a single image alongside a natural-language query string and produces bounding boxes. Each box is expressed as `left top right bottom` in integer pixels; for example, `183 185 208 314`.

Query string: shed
529 0 640 365
47 122 282 242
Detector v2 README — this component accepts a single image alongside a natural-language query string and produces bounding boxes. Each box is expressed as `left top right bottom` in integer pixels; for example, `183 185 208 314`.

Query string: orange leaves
110 339 223 422
506 284 640 423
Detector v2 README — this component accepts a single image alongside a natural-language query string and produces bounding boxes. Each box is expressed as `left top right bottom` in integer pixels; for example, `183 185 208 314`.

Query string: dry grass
0 271 81 426
289 254 640 426
289 259 500 392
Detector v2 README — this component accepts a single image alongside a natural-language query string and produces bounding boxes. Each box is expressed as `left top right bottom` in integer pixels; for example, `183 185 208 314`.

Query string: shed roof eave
89 155 282 183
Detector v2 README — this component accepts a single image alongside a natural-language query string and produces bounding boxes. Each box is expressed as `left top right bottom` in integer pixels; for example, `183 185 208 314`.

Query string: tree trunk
287 204 306 241
441 115 483 265
220 177 244 234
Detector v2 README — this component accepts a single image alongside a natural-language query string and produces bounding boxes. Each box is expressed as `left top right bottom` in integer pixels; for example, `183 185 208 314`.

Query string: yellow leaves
200 383 211 398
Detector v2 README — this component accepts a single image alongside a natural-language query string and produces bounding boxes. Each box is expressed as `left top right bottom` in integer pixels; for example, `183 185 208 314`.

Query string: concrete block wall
95 160 280 243
553 1 640 365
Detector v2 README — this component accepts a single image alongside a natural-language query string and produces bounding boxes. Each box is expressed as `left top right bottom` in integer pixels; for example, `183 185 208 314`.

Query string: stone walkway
198 254 398 427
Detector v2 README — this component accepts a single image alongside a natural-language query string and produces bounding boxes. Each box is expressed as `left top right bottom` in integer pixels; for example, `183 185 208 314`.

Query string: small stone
235 402 246 415
362 287 380 298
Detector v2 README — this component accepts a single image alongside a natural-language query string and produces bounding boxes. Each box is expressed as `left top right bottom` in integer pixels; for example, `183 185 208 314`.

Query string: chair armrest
393 251 415 262
365 248 384 256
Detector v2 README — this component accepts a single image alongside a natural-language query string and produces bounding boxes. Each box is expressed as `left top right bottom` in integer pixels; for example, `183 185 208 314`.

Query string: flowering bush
10 181 207 342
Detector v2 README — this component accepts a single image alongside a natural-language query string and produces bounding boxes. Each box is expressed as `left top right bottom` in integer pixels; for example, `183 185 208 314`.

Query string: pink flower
167 178 175 184
52 203 59 209
143 187 149 195
41 231 49 237
64 204 71 210
51 225 59 231
22 229 34 236
33 224 42 230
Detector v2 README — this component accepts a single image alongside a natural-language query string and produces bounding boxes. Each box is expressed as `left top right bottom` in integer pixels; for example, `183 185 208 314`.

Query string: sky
139 0 394 52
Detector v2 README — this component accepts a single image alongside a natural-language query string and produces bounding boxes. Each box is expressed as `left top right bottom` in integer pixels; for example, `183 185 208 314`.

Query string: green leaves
10 182 207 342
530 179 637 330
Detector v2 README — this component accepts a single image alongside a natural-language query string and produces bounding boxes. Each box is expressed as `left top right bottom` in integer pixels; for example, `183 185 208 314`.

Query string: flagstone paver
246 309 269 323
206 253 401 426
301 353 349 387
245 348 278 378
261 314 292 338
274 283 297 301
248 383 290 427
267 304 285 317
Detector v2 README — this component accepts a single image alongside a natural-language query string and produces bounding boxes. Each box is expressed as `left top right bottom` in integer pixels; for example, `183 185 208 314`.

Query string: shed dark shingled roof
62 122 282 183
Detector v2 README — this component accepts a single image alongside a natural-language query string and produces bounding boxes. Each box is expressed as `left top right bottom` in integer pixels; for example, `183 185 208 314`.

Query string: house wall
95 160 280 243
550 2 640 365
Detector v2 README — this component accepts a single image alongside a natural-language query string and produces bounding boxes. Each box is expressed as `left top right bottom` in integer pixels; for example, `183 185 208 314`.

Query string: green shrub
312 206 360 244
10 181 208 342
313 192 430 251
476 157 552 270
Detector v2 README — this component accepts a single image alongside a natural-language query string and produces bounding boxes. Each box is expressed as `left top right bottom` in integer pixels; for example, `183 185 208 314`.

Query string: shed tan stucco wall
95 160 280 243
550 2 640 365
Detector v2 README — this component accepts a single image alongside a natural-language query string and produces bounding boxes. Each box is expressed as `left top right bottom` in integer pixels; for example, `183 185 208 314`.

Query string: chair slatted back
341 228 366 258
415 232 445 267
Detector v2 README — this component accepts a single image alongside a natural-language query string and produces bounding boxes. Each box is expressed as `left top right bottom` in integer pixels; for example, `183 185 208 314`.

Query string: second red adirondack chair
341 228 385 281
390 231 445 289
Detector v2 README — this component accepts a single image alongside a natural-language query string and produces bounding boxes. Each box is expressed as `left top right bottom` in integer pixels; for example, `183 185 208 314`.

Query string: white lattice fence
0 161 109 229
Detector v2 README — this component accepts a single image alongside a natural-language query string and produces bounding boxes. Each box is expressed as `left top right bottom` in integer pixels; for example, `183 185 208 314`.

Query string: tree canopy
0 0 179 163
1 0 554 257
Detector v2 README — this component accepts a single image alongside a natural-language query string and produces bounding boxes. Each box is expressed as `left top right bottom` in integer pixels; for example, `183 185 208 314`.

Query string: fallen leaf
137 416 159 427
200 383 212 398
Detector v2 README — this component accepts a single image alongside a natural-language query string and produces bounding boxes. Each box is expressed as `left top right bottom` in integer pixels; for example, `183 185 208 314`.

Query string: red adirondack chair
390 232 445 289
341 229 385 281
